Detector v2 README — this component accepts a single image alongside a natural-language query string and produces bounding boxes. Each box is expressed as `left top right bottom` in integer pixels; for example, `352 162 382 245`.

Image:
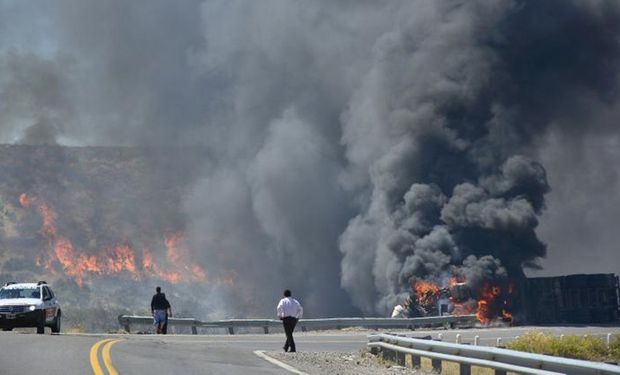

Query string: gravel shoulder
267 350 433 375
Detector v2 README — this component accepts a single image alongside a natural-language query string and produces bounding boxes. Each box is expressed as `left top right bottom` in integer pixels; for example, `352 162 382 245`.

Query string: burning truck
393 277 514 324
393 273 620 325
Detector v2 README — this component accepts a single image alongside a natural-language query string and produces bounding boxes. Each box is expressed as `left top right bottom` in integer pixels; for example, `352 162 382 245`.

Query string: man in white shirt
276 289 303 352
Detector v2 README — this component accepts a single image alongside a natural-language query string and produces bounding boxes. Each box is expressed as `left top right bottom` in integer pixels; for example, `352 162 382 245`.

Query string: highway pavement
0 325 618 374
0 330 367 375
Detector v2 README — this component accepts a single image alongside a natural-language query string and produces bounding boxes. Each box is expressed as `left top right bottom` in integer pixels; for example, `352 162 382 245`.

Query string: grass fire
19 193 208 286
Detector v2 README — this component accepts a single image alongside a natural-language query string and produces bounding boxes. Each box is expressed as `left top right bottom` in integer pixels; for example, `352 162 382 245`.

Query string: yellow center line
90 339 114 375
102 339 124 375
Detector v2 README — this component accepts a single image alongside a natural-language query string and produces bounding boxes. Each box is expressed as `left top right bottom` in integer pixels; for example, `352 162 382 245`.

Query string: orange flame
501 309 513 320
476 283 514 324
476 283 499 323
410 279 442 311
447 277 477 316
165 232 184 263
451 301 477 316
37 202 56 239
414 280 441 303
142 247 182 283
477 301 490 323
405 275 515 323
19 193 218 287
449 276 466 286
191 264 207 281
104 244 137 276
19 193 29 208
217 270 238 287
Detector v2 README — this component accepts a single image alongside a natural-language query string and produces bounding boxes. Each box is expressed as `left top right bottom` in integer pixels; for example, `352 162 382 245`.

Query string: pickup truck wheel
36 311 45 334
51 312 61 333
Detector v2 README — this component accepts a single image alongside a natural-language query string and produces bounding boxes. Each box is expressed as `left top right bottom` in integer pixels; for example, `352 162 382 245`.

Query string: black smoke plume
339 0 620 314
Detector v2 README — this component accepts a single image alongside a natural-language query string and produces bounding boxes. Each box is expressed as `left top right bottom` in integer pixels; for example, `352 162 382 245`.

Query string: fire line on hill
18 192 234 287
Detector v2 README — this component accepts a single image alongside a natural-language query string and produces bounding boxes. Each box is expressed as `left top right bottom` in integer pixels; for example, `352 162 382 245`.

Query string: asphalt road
0 330 367 375
0 325 618 374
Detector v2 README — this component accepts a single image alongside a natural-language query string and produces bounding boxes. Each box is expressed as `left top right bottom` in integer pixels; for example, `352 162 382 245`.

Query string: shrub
610 335 620 361
507 332 619 362
508 332 555 355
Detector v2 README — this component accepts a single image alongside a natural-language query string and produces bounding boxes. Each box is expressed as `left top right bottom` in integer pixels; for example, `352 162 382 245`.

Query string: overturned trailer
395 273 619 325
472 273 620 324
524 273 620 324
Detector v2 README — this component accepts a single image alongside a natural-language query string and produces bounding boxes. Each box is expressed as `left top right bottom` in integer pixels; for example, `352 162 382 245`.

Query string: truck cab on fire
0 281 61 334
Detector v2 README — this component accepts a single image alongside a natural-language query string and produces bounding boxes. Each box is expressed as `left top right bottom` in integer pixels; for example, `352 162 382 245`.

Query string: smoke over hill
1 0 620 330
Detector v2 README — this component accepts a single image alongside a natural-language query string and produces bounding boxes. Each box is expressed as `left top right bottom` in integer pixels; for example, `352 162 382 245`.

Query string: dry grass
608 335 620 360
381 333 620 373
507 332 620 363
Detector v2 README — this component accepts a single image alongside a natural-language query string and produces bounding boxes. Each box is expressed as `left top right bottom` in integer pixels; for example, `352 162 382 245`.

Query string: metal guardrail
117 314 477 335
368 333 620 375
370 341 561 375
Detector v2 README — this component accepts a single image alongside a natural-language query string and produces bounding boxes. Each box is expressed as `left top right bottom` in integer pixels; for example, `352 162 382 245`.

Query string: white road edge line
253 350 309 375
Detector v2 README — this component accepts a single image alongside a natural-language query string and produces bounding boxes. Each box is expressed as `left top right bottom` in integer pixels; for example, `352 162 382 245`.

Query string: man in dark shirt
151 286 172 334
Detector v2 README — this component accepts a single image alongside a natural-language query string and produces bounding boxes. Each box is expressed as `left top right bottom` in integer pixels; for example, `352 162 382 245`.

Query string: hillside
0 144 211 332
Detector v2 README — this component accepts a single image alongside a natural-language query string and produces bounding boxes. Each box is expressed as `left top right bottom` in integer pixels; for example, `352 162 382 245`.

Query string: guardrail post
455 334 462 344
607 333 612 348
191 326 198 335
301 325 307 332
382 348 395 362
474 335 480 346
118 315 130 333
431 358 442 372
411 355 421 368
395 351 406 366
459 363 471 375
228 326 234 335
495 370 507 375
264 326 269 334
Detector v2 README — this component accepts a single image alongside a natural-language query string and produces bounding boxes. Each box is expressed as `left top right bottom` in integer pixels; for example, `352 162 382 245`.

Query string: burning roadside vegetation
19 192 209 286
0 145 245 332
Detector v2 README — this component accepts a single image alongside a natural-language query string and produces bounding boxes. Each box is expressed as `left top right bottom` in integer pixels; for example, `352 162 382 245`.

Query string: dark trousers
282 317 298 352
